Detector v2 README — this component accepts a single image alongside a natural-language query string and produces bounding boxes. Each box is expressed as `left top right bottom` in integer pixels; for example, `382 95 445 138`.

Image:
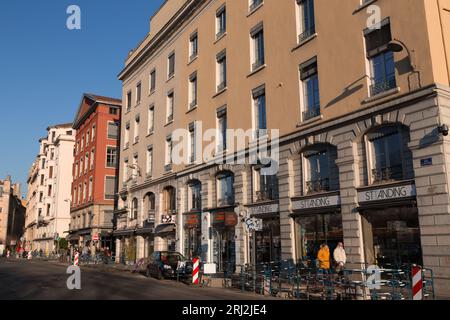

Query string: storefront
291 192 343 265
183 211 202 260
211 209 237 274
155 221 176 252
136 220 155 258
357 181 423 268
246 202 281 267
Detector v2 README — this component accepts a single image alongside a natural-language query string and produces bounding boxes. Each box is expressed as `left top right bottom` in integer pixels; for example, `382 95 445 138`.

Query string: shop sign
358 183 416 203
212 212 238 227
292 195 341 211
185 213 201 227
248 204 279 216
161 215 176 224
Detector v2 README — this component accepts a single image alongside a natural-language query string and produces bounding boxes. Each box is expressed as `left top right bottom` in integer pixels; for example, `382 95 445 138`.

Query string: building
115 0 450 297
68 94 121 252
24 124 75 254
0 176 25 253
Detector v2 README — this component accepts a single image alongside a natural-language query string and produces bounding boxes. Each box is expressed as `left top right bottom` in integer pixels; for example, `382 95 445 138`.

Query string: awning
66 234 80 241
155 223 176 235
136 227 155 235
113 229 136 236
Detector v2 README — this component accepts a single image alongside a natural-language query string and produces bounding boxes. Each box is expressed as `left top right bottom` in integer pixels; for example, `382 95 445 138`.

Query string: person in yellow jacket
317 244 331 271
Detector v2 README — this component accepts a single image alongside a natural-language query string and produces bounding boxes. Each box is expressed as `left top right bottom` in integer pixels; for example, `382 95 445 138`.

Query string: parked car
145 251 193 280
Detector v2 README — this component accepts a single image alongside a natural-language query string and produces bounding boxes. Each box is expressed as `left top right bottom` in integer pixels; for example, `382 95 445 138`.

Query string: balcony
303 106 321 122
372 166 403 184
306 178 330 195
298 27 316 43
370 77 397 96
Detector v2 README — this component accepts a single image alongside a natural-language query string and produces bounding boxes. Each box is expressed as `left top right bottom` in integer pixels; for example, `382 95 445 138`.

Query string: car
145 251 193 280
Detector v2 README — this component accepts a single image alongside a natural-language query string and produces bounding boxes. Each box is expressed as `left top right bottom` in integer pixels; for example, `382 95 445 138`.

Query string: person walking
317 244 331 272
66 248 71 265
333 242 347 274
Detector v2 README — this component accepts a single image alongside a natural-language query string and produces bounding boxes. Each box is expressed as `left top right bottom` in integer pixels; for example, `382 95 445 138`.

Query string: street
0 258 272 300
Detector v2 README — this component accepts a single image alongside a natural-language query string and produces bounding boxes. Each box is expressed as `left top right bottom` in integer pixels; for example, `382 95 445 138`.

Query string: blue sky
0 0 164 196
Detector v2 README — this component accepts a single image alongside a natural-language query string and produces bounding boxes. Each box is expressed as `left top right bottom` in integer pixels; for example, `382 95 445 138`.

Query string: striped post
192 258 200 285
27 251 32 260
412 265 423 300
74 253 79 267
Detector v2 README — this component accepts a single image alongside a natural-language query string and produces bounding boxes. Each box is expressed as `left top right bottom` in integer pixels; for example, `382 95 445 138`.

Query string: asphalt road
0 258 273 300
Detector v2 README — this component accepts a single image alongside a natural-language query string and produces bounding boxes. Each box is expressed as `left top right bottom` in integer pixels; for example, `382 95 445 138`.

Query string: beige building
116 0 450 297
0 176 25 254
24 124 75 255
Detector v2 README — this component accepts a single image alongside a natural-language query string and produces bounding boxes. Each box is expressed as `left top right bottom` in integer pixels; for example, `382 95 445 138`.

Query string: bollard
412 265 423 300
192 258 200 285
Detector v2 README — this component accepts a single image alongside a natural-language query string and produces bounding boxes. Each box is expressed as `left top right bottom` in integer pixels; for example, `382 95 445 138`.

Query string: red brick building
68 94 121 251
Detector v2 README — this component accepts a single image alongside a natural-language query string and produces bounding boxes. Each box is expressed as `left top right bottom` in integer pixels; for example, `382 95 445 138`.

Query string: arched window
144 193 156 222
216 172 234 207
302 144 339 195
188 181 202 212
366 125 412 184
131 198 138 220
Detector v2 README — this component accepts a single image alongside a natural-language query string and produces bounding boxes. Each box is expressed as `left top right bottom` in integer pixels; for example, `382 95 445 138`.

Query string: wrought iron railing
298 27 316 43
306 178 330 194
303 106 321 121
370 77 397 96
217 81 227 92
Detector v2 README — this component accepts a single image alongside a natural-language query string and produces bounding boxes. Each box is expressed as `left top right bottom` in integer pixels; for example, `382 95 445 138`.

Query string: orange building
68 94 121 251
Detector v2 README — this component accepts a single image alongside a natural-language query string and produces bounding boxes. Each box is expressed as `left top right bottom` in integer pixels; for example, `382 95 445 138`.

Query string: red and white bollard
27 251 32 260
192 258 200 285
412 265 423 300
74 253 79 267
6 250 10 259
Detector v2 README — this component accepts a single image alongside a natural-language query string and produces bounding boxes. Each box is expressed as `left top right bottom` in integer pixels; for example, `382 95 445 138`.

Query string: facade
68 94 121 252
24 124 75 254
0 176 25 253
115 0 450 297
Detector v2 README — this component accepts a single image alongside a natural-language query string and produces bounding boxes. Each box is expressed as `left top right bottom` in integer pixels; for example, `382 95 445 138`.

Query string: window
217 172 234 207
167 92 174 123
304 150 330 194
106 147 117 168
132 198 138 220
83 182 87 202
300 57 320 121
189 72 198 109
85 153 89 173
105 176 116 200
251 24 265 71
86 131 90 145
123 159 129 183
148 105 155 134
76 141 80 155
250 0 263 11
216 5 226 38
40 174 45 186
80 158 84 176
367 126 408 184
48 185 52 197
108 122 119 139
134 115 140 143
109 107 118 115
136 82 142 105
297 0 316 42
49 166 54 179
188 181 202 211
365 19 396 96
163 187 176 215
216 50 227 92
47 204 51 217
146 146 153 177
150 69 156 93
92 126 96 142
165 135 173 171
168 52 175 79
253 85 267 137
217 106 227 152
74 163 78 179
39 192 43 202
90 149 95 170
189 32 198 60
145 193 156 222
88 177 93 200
125 122 130 148
253 164 278 202
127 91 132 111
189 122 196 164
132 154 139 180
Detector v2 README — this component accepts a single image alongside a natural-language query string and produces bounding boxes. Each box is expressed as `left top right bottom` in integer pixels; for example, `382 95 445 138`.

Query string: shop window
366 125 412 184
216 172 234 207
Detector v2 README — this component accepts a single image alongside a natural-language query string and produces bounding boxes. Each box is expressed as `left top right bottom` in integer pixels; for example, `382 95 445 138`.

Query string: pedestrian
67 248 71 265
333 242 347 274
317 244 331 272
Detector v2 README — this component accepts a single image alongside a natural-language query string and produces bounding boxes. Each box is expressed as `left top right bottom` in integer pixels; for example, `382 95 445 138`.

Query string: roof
47 123 73 131
72 93 121 130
